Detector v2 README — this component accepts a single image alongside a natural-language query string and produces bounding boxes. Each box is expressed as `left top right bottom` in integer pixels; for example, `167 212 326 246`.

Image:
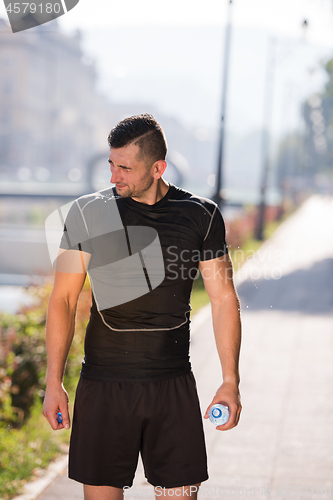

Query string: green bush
0 310 47 426
0 281 91 427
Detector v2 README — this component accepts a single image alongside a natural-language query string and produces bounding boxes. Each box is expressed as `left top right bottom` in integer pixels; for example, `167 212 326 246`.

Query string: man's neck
132 178 170 205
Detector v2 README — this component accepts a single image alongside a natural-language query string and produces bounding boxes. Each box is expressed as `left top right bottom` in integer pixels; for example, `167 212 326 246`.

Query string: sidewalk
15 195 333 500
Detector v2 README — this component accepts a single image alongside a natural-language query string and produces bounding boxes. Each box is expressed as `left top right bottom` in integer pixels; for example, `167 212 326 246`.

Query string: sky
34 0 333 37
1 0 333 138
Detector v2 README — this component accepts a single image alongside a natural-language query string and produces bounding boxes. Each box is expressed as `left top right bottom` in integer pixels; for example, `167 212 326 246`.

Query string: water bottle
208 404 229 425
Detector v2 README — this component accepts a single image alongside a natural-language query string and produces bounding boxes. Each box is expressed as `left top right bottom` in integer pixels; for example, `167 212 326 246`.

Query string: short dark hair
107 114 167 164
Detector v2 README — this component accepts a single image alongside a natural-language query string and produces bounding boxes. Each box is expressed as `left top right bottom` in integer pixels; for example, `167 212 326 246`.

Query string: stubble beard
116 171 154 200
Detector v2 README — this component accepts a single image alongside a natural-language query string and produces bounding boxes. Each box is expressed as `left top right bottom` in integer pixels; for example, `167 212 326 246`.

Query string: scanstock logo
45 197 165 311
3 0 80 33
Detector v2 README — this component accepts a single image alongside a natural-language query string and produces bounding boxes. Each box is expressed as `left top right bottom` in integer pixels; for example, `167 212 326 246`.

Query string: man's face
108 143 154 200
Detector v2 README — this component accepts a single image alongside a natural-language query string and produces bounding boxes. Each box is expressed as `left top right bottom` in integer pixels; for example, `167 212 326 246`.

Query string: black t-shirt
59 183 228 382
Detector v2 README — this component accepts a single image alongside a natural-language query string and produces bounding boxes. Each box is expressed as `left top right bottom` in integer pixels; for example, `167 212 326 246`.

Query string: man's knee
155 483 201 499
84 484 124 500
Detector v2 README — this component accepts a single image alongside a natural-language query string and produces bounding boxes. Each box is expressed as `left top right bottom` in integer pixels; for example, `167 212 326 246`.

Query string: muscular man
43 114 242 500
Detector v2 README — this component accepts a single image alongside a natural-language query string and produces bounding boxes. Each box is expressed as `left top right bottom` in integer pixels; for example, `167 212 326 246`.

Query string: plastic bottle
57 412 63 424
208 404 229 425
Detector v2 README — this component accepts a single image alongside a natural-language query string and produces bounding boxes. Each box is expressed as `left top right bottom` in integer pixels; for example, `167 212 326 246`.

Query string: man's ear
152 160 167 179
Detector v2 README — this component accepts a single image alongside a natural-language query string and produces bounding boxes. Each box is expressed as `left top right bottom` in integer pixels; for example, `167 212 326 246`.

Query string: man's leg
84 484 124 500
70 379 143 493
155 484 201 500
142 374 208 490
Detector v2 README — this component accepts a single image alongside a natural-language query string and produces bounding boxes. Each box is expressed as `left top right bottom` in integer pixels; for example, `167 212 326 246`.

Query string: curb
12 455 68 500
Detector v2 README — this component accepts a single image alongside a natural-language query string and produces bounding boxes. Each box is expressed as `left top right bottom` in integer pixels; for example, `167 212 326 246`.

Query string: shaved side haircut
107 114 167 166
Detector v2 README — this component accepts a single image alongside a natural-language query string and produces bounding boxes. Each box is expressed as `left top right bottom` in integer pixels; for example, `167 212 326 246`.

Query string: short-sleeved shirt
60 183 228 382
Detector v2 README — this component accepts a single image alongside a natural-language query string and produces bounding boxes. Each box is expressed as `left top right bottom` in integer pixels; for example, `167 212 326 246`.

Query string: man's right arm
42 250 90 430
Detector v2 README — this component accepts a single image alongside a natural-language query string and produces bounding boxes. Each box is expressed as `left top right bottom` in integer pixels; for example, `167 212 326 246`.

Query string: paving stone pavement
23 195 333 500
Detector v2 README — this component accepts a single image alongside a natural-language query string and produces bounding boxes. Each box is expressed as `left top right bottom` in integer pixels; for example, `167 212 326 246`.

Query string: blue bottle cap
208 404 229 425
212 407 222 418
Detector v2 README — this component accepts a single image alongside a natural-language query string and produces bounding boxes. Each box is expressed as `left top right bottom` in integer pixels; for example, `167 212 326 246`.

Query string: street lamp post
255 20 309 240
255 36 276 240
213 0 234 208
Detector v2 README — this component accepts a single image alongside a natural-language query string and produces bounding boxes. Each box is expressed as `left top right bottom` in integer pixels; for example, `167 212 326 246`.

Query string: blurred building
0 16 217 196
0 17 272 201
0 17 111 184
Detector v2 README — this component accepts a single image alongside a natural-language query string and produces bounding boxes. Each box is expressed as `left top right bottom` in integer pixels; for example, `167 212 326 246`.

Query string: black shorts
68 372 208 489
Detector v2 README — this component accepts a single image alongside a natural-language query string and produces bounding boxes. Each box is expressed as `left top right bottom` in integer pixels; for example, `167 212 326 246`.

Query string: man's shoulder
75 187 117 205
69 187 123 237
169 184 218 217
74 187 118 211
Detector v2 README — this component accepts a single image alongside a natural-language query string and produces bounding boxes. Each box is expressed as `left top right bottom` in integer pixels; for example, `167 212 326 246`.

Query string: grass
0 398 72 499
229 219 283 273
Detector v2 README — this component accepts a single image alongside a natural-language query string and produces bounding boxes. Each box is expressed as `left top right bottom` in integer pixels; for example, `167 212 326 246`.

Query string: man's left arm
199 253 242 431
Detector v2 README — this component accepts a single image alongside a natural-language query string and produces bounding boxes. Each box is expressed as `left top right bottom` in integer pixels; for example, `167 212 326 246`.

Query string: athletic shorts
68 371 209 489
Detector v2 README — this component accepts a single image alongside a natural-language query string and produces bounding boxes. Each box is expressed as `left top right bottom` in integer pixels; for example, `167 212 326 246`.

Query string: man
43 114 242 500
